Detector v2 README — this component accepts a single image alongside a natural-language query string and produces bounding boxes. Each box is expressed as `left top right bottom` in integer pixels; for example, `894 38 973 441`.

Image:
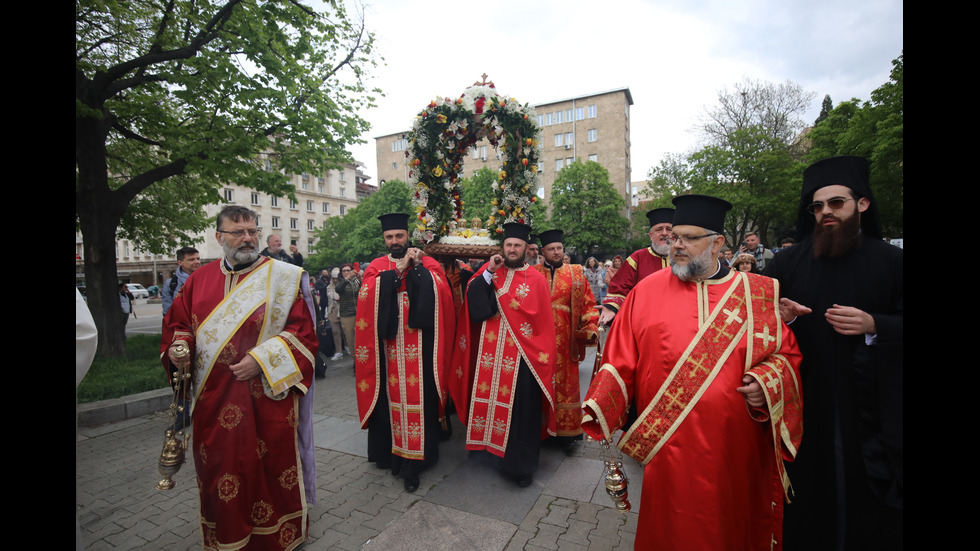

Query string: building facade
375 88 633 217
77 162 373 287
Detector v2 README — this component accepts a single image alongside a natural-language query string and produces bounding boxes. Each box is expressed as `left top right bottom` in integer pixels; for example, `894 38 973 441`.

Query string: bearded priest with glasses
764 156 903 550
162 205 318 550
582 194 803 551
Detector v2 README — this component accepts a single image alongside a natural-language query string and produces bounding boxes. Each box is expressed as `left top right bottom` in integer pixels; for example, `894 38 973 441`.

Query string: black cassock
765 235 903 551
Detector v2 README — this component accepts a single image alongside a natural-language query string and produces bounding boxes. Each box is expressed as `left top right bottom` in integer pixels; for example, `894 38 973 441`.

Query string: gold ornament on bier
157 341 192 490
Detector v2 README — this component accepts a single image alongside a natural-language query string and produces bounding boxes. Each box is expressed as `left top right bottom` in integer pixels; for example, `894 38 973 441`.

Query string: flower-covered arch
406 76 543 244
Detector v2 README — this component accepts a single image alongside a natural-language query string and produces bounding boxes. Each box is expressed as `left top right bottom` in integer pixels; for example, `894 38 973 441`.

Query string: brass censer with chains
590 322 632 512
156 341 192 490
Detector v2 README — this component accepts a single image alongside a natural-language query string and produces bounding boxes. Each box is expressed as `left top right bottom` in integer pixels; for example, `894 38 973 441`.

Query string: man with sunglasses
583 195 803 550
162 205 318 550
765 156 903 550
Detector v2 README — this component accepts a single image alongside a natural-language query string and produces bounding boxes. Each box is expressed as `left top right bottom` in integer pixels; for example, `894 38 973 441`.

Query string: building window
480 145 488 160
556 110 564 124
251 192 260 205
290 199 298 210
264 159 273 171
339 187 345 197
537 161 545 173
270 196 279 207
339 205 347 215
545 112 553 125
588 104 597 118
308 238 315 252
588 129 597 142
554 134 563 147
224 188 234 202
588 154 598 162
537 114 544 127
318 184 323 193
307 219 315 231
271 216 280 229
392 138 408 152
472 147 480 159
565 132 573 145
322 202 329 214
576 107 584 121
339 171 345 182
566 157 574 167
556 159 564 172
255 215 261 228
537 186 546 199
565 109 573 122
306 200 314 212
290 218 298 230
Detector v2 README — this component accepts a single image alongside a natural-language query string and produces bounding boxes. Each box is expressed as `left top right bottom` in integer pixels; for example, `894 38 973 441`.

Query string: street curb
78 388 171 428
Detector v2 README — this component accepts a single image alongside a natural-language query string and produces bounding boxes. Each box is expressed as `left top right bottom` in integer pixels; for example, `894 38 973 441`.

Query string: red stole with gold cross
453 264 558 457
617 272 800 497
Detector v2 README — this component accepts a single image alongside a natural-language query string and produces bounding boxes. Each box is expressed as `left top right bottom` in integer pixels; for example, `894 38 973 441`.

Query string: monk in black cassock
764 156 903 550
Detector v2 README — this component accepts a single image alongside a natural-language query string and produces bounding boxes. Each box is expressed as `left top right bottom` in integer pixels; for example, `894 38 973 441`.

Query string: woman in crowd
733 253 760 274
584 257 605 303
604 255 623 291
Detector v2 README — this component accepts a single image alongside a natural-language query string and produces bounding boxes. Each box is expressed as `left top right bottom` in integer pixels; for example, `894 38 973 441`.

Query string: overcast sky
340 0 903 184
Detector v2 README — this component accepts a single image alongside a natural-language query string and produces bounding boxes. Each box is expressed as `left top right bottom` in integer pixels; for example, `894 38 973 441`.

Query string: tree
686 127 803 247
548 160 629 256
458 167 499 224
642 153 691 206
76 0 380 355
699 78 815 146
807 53 903 235
308 180 413 269
814 94 834 126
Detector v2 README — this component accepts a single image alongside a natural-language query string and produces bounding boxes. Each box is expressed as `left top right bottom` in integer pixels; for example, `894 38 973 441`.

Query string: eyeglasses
667 233 718 246
341 268 351 273
218 229 260 238
807 197 854 214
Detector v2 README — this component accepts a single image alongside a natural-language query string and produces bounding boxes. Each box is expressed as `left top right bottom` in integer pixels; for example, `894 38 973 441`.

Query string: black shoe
404 476 420 493
515 475 533 488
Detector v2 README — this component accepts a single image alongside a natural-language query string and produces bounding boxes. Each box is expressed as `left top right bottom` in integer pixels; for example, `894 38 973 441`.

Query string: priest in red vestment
450 223 557 487
162 206 317 551
533 229 599 444
582 195 803 551
354 213 455 493
598 208 673 325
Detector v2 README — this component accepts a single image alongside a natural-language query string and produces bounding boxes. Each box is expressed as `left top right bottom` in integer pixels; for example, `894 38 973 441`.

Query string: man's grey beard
652 242 671 256
670 245 716 282
525 255 538 265
223 239 259 264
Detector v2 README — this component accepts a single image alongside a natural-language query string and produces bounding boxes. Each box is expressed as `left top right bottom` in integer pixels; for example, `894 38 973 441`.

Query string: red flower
475 97 485 114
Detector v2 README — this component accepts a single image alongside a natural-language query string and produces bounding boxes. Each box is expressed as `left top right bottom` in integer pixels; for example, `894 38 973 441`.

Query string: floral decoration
406 78 543 244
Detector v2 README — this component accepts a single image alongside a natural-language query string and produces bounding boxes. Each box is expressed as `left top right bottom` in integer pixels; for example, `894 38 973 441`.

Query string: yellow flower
436 114 447 124
498 170 506 180
433 166 444 177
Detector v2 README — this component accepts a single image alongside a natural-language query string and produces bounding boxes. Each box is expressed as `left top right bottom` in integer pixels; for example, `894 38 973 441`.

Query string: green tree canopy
459 167 499 224
807 53 903 235
547 160 629 256
308 180 413 269
76 0 381 355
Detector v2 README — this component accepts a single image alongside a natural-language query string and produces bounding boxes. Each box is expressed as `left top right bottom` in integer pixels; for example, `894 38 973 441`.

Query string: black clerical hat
502 223 532 242
377 213 409 232
537 229 564 247
646 208 674 228
671 195 731 233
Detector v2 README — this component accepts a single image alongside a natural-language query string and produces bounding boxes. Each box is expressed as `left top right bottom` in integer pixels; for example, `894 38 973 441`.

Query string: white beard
670 245 715 282
222 238 259 264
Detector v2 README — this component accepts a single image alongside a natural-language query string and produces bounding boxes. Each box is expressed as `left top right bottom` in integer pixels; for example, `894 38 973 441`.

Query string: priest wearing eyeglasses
765 156 903 550
582 194 803 551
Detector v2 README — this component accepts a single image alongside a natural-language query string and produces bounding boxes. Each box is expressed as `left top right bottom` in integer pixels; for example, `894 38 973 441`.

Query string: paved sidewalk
77 352 641 550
